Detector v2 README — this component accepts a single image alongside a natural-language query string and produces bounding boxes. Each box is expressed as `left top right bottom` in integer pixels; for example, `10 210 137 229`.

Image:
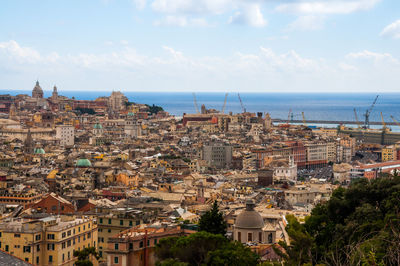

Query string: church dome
93 123 103 129
235 199 264 229
32 81 44 98
34 148 45 154
76 158 92 167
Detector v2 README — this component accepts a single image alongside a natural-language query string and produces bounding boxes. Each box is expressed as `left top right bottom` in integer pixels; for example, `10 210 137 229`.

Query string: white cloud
276 0 381 15
346 50 400 64
288 15 325 31
151 0 232 15
381 19 400 39
229 4 267 27
0 40 42 63
154 15 209 27
1 40 400 92
133 0 146 10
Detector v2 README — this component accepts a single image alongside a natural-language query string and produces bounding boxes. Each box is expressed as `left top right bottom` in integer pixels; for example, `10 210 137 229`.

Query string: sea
2 90 400 132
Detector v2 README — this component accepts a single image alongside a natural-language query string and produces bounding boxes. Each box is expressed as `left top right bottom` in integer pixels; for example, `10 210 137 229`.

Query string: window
120 220 123 226
99 218 103 224
62 253 65 261
49 255 53 262
78 227 81 232
5 245 8 252
51 205 57 211
114 257 119 264
14 233 20 238
73 229 76 234
129 243 133 250
67 230 71 236
259 232 262 243
248 233 252 242
62 232 66 238
25 258 29 262
67 240 71 247
37 245 40 252
62 242 66 249
147 240 150 246
88 223 90 228
139 241 143 248
154 239 157 245
136 220 140 225
23 246 31 253
115 243 119 250
83 225 86 230
238 232 241 242
108 229 111 233
129 221 133 226
47 244 55 250
36 257 39 264
35 234 41 241
108 219 112 224
88 232 91 239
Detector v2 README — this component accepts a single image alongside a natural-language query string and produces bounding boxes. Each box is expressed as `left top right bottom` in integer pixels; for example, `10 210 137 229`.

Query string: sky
0 0 400 93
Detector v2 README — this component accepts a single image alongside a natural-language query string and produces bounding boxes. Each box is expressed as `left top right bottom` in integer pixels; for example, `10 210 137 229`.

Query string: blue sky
1 0 400 92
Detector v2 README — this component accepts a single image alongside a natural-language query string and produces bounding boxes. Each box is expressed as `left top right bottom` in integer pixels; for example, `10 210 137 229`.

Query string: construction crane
391 115 400 127
221 93 228 114
287 109 292 124
380 112 387 130
301 112 307 126
354 108 361 129
364 95 379 129
237 93 246 113
192 93 200 114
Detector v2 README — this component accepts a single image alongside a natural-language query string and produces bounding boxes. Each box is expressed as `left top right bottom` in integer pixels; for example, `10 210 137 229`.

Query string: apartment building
0 215 98 266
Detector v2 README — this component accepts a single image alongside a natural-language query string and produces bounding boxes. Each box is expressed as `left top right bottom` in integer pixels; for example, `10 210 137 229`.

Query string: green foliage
73 247 99 266
205 241 259 266
283 176 400 265
146 104 164 114
198 201 227 236
155 231 259 266
75 107 95 115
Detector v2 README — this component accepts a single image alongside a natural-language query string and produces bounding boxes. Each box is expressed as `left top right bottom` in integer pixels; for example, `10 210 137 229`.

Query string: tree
73 247 99 266
198 201 227 236
282 175 400 265
205 241 259 266
155 231 259 266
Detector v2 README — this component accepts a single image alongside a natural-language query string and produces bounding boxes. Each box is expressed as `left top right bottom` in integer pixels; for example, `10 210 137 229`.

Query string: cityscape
1 1 400 266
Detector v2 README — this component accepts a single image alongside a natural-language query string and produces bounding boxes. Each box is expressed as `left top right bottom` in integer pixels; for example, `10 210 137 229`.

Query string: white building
56 125 74 146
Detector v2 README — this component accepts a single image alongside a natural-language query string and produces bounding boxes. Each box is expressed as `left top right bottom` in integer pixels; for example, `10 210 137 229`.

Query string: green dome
34 148 45 154
76 158 92 167
93 123 103 129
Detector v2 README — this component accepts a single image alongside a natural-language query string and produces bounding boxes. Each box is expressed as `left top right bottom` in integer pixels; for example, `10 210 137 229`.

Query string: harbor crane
380 112 388 131
391 115 400 127
192 93 200 114
364 95 379 129
354 108 361 129
221 93 228 114
301 112 307 126
238 93 246 113
287 109 292 124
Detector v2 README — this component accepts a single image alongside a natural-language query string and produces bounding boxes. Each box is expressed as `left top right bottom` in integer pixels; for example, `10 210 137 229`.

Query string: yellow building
97 209 150 261
382 146 395 162
0 215 98 266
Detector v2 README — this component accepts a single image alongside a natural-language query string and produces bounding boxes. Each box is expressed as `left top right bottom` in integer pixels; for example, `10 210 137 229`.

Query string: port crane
221 93 228 114
363 95 379 129
238 93 246 113
302 112 307 126
391 115 400 127
192 93 200 114
354 108 361 129
380 112 388 131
